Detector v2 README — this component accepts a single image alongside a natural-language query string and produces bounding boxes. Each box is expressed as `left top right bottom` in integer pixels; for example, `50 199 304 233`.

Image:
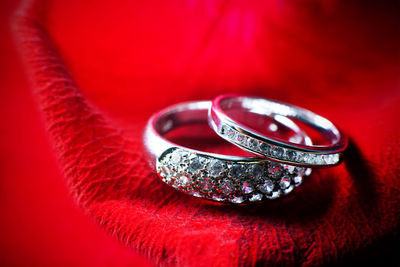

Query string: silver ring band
143 101 311 204
209 94 347 167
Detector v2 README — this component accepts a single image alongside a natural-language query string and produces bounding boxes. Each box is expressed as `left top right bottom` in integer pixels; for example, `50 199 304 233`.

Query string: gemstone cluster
220 124 340 165
156 148 309 204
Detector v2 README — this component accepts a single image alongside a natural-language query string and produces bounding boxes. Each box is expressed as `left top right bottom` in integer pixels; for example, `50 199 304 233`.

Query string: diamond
295 167 305 175
247 138 259 150
325 153 339 164
188 157 202 173
271 146 284 158
162 176 172 183
241 180 254 194
293 175 303 186
171 151 183 164
251 164 264 179
159 165 170 178
209 159 224 177
268 163 282 179
266 191 281 199
235 134 247 146
200 178 212 192
249 193 263 202
279 177 291 189
313 155 325 165
189 191 201 197
306 154 323 165
231 197 244 204
259 143 271 155
212 195 225 202
305 168 312 176
322 154 331 164
284 165 296 174
299 152 310 163
178 175 191 186
222 125 236 139
283 185 294 194
332 154 339 164
257 179 274 194
286 150 298 161
220 179 234 195
302 153 313 164
230 164 244 178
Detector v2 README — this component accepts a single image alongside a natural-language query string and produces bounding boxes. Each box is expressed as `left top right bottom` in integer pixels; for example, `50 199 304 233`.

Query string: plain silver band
209 94 347 167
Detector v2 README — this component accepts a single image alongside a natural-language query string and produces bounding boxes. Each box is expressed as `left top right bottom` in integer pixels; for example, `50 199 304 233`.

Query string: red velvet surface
0 1 153 266
6 0 400 265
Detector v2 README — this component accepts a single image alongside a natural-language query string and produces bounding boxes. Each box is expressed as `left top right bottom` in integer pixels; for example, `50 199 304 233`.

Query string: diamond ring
209 94 348 167
143 101 311 204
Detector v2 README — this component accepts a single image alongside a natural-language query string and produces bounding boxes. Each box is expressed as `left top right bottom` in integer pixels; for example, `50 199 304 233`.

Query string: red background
1 0 400 266
0 1 153 266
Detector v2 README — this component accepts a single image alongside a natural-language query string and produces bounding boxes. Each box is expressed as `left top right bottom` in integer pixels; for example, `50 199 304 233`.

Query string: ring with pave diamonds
209 94 347 167
143 100 312 204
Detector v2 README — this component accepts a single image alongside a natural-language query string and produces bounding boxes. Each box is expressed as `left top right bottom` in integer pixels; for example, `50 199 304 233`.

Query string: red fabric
9 0 400 265
0 1 153 266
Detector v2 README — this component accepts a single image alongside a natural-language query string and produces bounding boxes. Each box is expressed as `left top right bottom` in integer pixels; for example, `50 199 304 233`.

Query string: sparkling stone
293 175 303 186
325 154 339 164
162 176 172 183
332 154 339 163
212 195 225 202
221 179 234 195
306 154 322 165
268 163 282 179
235 134 247 145
209 159 224 177
285 165 296 174
299 152 310 163
313 155 325 165
223 125 236 139
283 185 294 194
305 168 312 176
189 191 201 197
257 179 274 194
241 180 254 194
251 164 264 179
171 151 183 164
231 197 244 204
271 146 284 158
159 165 170 178
178 175 191 186
230 164 244 178
295 167 305 175
266 191 281 199
279 177 291 189
322 154 331 164
247 138 259 150
286 150 298 161
249 193 263 202
260 143 271 155
200 178 212 192
188 157 202 173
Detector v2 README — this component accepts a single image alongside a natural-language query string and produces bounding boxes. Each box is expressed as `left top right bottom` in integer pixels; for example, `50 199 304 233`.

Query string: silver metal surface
209 94 347 167
143 100 311 203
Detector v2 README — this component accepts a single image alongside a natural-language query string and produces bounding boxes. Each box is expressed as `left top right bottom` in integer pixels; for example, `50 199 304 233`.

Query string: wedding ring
143 101 311 204
209 94 347 167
